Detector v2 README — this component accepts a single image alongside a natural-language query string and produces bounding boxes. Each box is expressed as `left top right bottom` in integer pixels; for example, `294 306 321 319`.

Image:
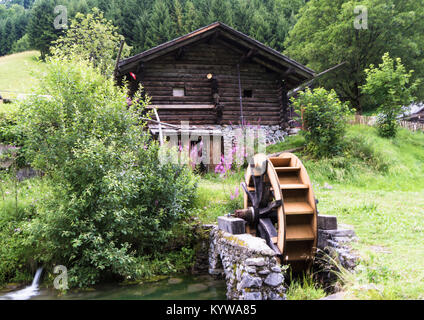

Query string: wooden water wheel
234 153 318 271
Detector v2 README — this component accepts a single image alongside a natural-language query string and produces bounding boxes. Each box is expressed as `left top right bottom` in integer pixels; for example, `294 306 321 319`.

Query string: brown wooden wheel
239 153 318 271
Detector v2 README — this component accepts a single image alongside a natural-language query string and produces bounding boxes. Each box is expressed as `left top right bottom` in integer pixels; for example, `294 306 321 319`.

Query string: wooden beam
216 39 302 86
119 29 217 73
147 104 215 110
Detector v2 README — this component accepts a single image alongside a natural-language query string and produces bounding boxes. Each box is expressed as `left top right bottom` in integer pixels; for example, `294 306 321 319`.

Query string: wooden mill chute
238 153 318 270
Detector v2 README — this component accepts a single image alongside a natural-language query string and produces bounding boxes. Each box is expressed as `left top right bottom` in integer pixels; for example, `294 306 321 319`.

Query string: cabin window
243 89 253 98
173 88 185 97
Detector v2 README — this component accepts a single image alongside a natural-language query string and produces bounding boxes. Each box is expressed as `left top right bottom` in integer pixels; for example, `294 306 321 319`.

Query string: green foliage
0 104 27 167
15 58 197 288
0 103 20 144
27 0 63 59
286 273 326 300
0 177 50 286
11 34 31 53
0 3 29 56
285 0 424 113
51 8 131 75
1 0 307 57
361 53 419 138
291 88 352 158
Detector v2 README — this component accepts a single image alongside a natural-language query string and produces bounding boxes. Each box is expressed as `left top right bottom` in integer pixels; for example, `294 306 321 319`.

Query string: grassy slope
196 125 424 299
0 51 45 100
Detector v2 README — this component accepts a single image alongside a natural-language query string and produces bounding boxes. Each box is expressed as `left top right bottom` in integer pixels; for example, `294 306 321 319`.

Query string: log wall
133 42 283 126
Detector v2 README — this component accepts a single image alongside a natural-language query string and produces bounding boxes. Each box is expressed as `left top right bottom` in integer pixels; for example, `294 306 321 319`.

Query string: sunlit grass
0 51 46 100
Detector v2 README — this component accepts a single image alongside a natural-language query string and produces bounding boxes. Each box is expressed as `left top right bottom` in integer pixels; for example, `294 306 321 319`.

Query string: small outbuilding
116 22 315 164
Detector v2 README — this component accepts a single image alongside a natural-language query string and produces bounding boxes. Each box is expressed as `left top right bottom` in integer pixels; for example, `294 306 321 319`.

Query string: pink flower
230 187 240 200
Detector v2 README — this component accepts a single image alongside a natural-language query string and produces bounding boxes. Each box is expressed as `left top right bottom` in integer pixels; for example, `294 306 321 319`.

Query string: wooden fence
350 115 424 132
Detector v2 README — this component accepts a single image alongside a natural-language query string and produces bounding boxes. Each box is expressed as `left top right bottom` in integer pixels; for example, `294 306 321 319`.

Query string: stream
0 271 227 300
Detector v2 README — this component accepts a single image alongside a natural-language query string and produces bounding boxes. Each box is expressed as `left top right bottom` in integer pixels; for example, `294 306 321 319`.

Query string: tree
291 87 352 158
361 53 419 138
19 58 198 288
50 8 130 75
182 0 202 34
207 0 233 25
145 0 176 49
27 0 62 59
0 3 29 56
285 0 424 113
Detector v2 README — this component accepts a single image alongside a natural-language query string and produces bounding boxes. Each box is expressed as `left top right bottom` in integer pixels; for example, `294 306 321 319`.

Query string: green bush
291 87 352 158
0 104 27 167
17 58 197 288
361 53 419 138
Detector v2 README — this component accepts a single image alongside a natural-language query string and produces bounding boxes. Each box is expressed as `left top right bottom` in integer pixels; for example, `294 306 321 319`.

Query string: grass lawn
195 125 424 299
0 51 46 100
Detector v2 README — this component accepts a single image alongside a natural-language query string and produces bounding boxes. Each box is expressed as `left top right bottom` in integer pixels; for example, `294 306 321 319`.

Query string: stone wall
208 226 286 300
192 214 359 300
314 215 359 291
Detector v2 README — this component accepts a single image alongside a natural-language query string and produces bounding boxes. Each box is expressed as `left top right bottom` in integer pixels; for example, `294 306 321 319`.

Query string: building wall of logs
130 41 285 127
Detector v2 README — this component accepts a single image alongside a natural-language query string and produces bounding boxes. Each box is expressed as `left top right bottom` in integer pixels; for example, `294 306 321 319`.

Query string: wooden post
113 40 125 80
237 64 244 127
153 108 164 146
280 81 289 129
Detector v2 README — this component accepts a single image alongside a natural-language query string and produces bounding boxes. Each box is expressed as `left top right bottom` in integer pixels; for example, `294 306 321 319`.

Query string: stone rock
218 216 246 235
318 215 338 231
245 266 256 274
245 257 266 267
238 274 262 290
168 277 183 285
208 226 286 300
264 272 284 287
271 266 281 273
258 269 270 276
243 292 262 300
268 292 284 300
324 229 356 238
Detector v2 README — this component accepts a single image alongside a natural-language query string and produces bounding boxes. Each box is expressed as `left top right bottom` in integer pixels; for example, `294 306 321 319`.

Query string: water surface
2 274 226 300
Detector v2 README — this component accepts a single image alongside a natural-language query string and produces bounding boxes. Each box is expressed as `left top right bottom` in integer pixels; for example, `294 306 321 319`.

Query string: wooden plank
284 202 314 215
286 224 314 241
147 104 215 109
275 166 301 173
279 184 308 190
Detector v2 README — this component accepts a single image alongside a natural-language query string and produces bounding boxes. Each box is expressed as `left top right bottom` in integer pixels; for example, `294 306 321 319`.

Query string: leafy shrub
50 8 130 75
12 34 31 54
361 53 419 138
291 87 352 158
17 59 197 288
0 104 27 167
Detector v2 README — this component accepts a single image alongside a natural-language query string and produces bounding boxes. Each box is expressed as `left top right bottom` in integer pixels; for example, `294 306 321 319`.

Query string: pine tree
145 0 176 49
27 0 62 59
207 0 233 25
182 0 202 33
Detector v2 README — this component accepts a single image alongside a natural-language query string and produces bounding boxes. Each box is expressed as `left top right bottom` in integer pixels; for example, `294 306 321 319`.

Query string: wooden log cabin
116 22 315 165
